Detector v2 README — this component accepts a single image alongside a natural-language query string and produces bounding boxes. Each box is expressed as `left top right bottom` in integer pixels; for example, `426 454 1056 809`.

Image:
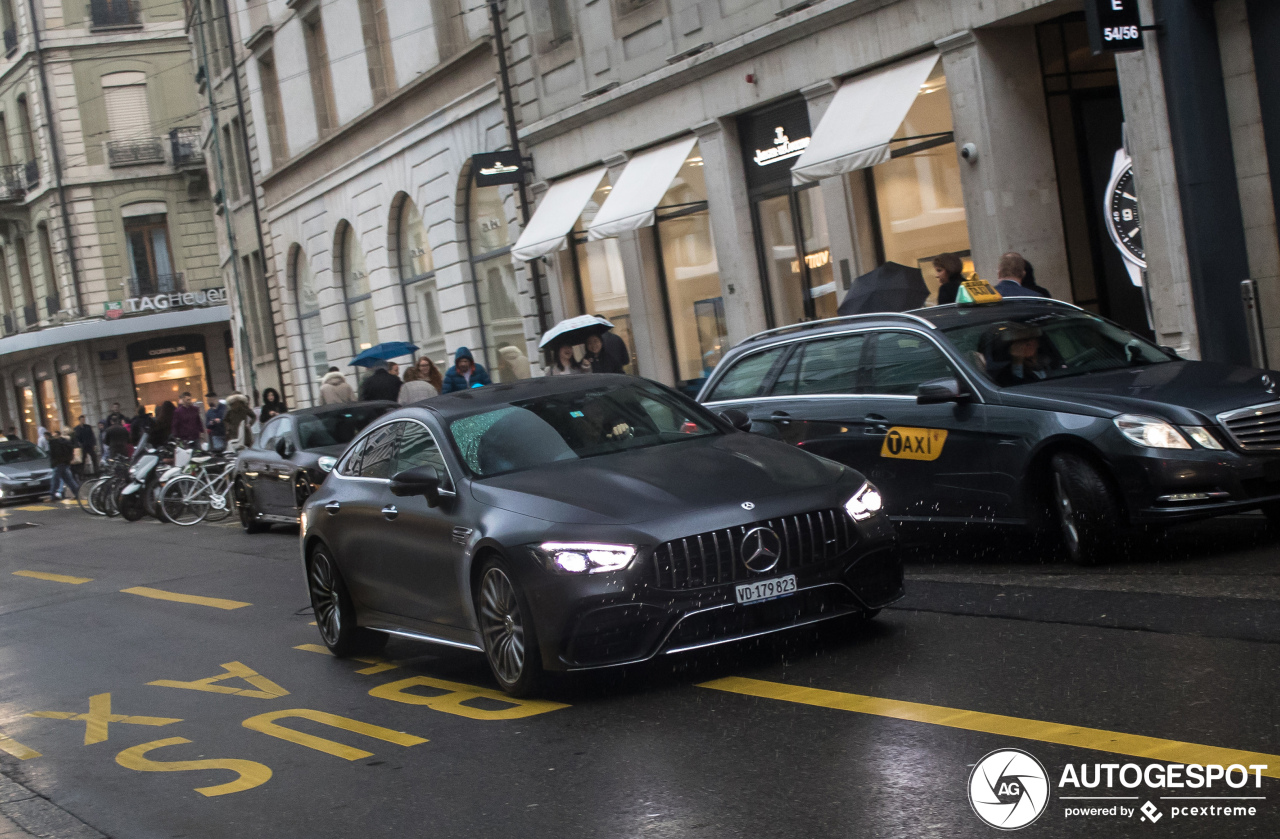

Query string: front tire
235 480 268 534
306 545 386 657
118 489 146 522
475 557 543 697
1050 452 1121 565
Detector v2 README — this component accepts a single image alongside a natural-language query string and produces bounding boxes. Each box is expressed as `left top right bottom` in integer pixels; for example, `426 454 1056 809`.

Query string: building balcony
88 0 142 30
4 26 16 57
130 272 185 298
169 127 204 169
22 303 36 327
107 136 164 167
0 164 25 202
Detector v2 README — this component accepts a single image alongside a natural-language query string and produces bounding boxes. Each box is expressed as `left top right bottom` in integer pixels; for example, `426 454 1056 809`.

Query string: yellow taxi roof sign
956 279 1002 305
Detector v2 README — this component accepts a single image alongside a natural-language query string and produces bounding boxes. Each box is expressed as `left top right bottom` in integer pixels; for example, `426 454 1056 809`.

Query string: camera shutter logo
740 527 782 573
968 748 1050 830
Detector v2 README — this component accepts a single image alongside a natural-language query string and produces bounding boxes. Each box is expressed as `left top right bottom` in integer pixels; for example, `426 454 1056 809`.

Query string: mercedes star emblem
741 501 755 510
1262 374 1276 395
741 526 782 573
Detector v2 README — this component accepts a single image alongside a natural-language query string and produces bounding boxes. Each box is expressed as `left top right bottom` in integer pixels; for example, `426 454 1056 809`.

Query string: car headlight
1113 414 1191 449
317 456 337 473
844 482 884 521
532 542 638 574
1181 426 1224 450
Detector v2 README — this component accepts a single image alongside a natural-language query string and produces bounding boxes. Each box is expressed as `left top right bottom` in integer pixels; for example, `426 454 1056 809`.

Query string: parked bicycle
158 453 234 526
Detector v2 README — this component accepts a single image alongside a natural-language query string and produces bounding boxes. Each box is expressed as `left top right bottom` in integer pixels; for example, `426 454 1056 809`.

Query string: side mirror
390 464 442 507
275 438 296 458
718 408 753 432
917 377 971 405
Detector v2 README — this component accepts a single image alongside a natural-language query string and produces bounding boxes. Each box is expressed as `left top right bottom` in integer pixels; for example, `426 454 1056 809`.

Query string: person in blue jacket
441 347 492 393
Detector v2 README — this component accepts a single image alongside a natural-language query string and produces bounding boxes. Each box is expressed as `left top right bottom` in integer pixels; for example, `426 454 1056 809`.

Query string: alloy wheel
309 551 342 646
479 567 525 686
1053 470 1079 554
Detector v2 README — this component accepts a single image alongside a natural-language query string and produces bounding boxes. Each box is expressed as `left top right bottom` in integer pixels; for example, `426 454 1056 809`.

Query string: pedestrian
497 344 531 381
319 368 356 405
388 362 400 379
359 363 403 401
398 366 438 404
150 401 175 447
441 347 491 393
1020 259 1052 298
933 252 965 305
129 404 154 446
72 415 97 478
992 252 1041 298
259 388 287 424
103 415 131 460
36 426 49 452
415 357 444 393
172 392 204 446
105 402 127 427
584 333 627 374
548 343 586 375
46 429 79 501
204 392 228 452
224 393 255 450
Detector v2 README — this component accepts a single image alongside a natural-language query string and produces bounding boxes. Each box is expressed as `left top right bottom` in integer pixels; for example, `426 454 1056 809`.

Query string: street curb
0 775 106 839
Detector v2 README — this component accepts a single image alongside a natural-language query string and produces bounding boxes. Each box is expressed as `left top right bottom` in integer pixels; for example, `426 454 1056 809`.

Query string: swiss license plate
735 575 797 605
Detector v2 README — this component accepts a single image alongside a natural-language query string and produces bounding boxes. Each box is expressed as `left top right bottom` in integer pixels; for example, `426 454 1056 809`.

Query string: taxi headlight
532 542 638 574
317 456 337 473
1181 426 1224 450
1113 414 1191 449
845 482 884 521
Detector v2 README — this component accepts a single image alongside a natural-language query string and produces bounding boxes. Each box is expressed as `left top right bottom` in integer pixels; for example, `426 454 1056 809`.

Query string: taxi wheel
475 557 544 697
1050 453 1120 565
307 545 386 657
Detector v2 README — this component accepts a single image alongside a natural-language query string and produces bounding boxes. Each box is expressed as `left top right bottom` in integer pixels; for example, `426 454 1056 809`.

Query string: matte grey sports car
0 441 52 503
300 375 902 695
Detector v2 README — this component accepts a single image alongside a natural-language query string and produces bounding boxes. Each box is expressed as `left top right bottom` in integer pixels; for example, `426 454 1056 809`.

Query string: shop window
292 246 327 403
862 63 971 304
129 338 209 415
338 222 378 356
465 183 530 381
124 213 177 297
59 371 82 426
394 197 446 366
303 10 338 137
36 379 60 433
562 177 635 374
15 385 35 442
357 0 396 103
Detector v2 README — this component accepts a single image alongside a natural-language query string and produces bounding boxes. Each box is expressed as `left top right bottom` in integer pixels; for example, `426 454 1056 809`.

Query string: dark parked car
698 298 1280 563
300 375 902 695
0 440 52 504
234 401 396 532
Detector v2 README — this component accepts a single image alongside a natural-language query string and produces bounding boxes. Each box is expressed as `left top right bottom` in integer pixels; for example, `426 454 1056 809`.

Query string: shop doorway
127 335 210 414
36 379 60 433
15 385 36 442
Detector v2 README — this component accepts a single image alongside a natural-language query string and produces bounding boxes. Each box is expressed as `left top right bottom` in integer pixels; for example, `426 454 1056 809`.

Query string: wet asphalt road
0 503 1277 838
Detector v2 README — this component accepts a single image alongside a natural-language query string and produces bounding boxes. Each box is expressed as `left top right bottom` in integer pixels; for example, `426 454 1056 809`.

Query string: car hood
0 462 51 479
469 432 847 524
994 361 1280 423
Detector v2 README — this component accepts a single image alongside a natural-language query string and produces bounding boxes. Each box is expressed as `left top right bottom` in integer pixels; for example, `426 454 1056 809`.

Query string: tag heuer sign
472 151 525 187
1084 0 1144 55
104 301 124 320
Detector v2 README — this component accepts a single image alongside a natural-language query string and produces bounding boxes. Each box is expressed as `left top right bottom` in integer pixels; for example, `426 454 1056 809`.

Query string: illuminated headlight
1181 426 1224 450
299 510 308 540
1113 414 1191 449
844 482 884 521
317 456 337 473
532 542 637 574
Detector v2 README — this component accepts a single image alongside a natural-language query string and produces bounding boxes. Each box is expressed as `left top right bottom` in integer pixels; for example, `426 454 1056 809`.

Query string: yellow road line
0 730 40 760
121 586 250 610
14 505 56 511
293 643 398 674
699 677 1280 778
13 570 92 584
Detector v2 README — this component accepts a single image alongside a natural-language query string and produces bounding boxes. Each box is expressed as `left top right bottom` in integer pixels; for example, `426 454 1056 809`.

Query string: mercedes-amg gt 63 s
300 375 903 695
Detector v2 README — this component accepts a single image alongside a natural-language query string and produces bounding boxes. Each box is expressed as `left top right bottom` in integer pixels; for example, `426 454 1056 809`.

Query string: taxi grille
1219 401 1280 451
651 508 856 591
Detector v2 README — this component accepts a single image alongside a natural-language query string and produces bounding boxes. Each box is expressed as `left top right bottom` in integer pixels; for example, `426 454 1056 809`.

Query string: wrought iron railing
107 137 164 167
169 127 203 167
3 26 16 56
0 163 25 201
23 159 38 189
88 0 141 29
22 303 37 326
130 272 184 298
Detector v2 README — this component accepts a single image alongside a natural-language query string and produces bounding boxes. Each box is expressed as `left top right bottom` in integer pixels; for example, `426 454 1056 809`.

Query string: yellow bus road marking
14 505 56 512
116 738 272 797
293 643 399 675
699 677 1280 778
13 570 92 584
149 661 289 699
121 586 250 610
28 693 182 745
0 730 40 760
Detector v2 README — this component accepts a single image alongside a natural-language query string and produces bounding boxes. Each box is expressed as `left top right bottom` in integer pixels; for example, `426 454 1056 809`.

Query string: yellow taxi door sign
881 427 948 461
956 279 1002 305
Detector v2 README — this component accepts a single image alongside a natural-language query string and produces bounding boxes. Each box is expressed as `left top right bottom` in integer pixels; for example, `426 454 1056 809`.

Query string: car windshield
0 442 45 464
941 310 1171 386
296 405 393 450
450 381 720 477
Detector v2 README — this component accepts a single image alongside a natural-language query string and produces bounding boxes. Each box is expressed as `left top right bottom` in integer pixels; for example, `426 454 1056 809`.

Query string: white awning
790 52 940 185
587 135 698 240
511 167 608 262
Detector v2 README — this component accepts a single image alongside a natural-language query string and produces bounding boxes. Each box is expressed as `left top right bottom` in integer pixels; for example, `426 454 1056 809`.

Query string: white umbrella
538 314 615 349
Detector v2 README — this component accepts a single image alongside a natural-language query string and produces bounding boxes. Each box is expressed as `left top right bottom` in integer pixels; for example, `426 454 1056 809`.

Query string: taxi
698 291 1280 564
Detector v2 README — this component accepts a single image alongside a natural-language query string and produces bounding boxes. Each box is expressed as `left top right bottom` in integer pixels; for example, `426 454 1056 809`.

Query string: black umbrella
837 261 930 316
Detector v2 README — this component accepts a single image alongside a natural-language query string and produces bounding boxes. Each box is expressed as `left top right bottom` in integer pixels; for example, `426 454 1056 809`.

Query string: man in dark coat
172 392 205 445
360 364 403 402
441 347 492 393
71 415 97 478
47 430 79 500
103 416 131 459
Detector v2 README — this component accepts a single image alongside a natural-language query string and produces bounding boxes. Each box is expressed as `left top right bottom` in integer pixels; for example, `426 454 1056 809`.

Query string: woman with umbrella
540 315 618 374
546 341 587 376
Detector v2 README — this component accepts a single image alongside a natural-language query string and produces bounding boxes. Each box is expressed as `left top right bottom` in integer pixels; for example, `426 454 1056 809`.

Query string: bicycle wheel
159 476 209 526
78 477 105 515
95 477 120 518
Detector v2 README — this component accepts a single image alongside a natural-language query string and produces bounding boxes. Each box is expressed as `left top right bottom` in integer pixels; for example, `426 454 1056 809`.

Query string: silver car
0 440 52 504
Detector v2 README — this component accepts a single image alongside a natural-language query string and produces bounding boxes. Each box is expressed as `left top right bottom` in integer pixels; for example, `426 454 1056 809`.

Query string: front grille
1219 401 1280 451
651 508 856 591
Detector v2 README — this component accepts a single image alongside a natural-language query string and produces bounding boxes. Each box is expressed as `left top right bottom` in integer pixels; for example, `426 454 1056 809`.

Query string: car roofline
736 311 937 348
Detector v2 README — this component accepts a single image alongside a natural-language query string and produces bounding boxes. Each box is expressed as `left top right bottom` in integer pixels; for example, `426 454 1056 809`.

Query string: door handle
324 501 341 515
864 414 889 436
770 410 791 425
382 505 399 521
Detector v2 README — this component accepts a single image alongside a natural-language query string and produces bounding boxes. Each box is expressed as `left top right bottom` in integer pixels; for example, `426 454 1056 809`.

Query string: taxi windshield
0 442 44 464
941 311 1172 387
450 381 720 477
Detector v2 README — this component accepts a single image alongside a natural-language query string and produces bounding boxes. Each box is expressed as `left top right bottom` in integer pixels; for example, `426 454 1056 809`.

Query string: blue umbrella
350 342 418 368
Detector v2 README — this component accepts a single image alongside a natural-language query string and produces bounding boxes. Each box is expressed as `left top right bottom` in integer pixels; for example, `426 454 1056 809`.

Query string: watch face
1108 168 1144 262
